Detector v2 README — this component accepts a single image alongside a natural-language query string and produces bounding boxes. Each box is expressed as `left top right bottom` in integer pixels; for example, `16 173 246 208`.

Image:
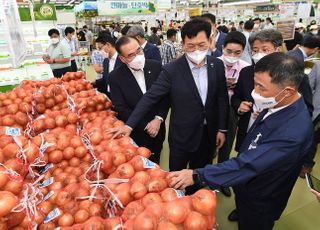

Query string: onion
2 115 15 126
161 188 179 202
90 132 102 145
0 191 18 217
115 163 135 179
55 115 68 127
63 147 74 160
70 136 82 148
147 178 168 193
165 202 188 224
0 168 9 189
3 180 23 195
142 193 162 207
69 157 80 167
7 104 19 114
89 203 103 217
157 221 179 230
67 112 78 124
137 147 152 158
58 213 74 226
3 143 19 159
45 98 55 108
122 200 145 221
112 152 127 167
191 189 216 216
74 146 87 158
130 182 147 200
184 211 208 230
130 171 150 185
44 117 56 129
48 150 63 163
133 212 157 230
114 183 133 206
74 209 90 223
64 201 79 215
15 112 29 126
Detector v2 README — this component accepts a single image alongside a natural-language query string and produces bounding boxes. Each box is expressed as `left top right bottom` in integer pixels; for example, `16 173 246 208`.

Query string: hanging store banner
97 0 157 16
188 8 202 17
18 4 57 21
157 0 171 9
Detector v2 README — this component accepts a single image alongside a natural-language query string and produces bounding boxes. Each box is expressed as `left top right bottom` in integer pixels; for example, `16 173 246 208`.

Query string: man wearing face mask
62 27 79 72
127 25 162 63
167 53 314 230
229 29 313 222
217 31 250 197
107 19 229 195
43 29 71 78
108 36 169 164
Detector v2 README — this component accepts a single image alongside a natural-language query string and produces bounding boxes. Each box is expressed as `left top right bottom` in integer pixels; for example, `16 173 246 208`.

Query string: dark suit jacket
231 64 314 152
109 59 169 133
216 31 227 53
287 48 305 67
143 42 162 63
126 55 229 152
95 56 122 95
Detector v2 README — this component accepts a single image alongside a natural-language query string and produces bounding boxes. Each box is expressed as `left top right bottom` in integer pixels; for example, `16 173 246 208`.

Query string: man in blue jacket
168 53 314 230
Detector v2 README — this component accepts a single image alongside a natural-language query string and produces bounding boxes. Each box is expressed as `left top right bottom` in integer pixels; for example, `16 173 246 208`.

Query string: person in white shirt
241 20 255 64
63 27 79 72
263 17 274 30
83 25 94 51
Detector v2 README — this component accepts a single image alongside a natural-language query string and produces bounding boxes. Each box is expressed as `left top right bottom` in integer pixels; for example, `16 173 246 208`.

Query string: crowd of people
42 14 320 229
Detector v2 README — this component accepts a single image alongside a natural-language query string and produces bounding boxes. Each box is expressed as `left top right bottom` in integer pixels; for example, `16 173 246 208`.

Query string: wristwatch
155 116 164 122
192 171 207 187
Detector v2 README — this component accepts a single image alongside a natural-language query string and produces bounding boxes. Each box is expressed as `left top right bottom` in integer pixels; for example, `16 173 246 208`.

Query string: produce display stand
0 72 217 229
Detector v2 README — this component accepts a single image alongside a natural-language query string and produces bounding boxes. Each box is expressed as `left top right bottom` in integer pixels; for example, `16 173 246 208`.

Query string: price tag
40 142 50 155
141 156 157 169
42 190 54 202
5 127 21 136
175 189 185 197
40 177 54 188
39 163 53 175
44 208 61 224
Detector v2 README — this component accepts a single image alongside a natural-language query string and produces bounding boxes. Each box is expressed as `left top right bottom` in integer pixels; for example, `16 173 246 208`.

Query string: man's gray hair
127 25 145 38
249 29 283 48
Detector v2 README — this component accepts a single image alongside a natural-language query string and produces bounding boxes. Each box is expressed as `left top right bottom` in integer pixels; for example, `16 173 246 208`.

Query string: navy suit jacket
126 55 229 152
216 31 227 53
143 42 162 63
196 97 313 219
287 48 305 67
109 59 169 132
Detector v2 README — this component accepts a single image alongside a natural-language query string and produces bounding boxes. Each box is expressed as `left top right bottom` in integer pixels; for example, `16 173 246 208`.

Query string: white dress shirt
141 41 148 49
129 68 146 94
62 37 76 60
109 52 118 73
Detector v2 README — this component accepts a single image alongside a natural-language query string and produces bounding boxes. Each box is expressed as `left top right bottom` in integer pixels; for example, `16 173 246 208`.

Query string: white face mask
311 30 318 35
51 38 60 45
223 55 240 66
252 53 267 64
186 49 208 65
157 31 162 36
128 54 145 70
251 89 286 111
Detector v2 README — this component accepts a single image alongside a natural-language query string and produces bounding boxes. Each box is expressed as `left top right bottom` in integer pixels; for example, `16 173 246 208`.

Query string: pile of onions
122 189 217 230
61 72 85 82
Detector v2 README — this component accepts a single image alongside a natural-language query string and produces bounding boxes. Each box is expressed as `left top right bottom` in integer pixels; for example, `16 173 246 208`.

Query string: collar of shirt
263 93 301 120
215 30 221 43
110 52 118 61
141 41 147 49
298 47 308 60
186 56 208 70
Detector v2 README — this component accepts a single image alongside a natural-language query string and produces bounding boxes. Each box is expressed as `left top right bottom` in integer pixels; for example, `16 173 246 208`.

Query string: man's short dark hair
244 20 254 30
201 13 216 24
217 25 228 34
253 17 261 22
151 27 157 34
249 29 283 48
64 27 75 36
224 31 246 49
239 21 244 25
83 25 88 29
255 52 303 88
115 36 139 55
98 30 112 38
48 28 60 36
95 34 116 47
167 29 177 38
121 25 131 36
181 18 211 42
302 35 320 49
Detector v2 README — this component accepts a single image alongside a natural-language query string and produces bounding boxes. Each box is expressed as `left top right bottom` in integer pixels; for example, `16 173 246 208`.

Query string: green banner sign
19 4 57 21
97 0 156 16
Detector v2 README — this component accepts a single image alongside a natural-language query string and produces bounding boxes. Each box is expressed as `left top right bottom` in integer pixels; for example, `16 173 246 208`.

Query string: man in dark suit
201 13 227 57
108 19 229 195
109 36 169 164
229 29 314 222
94 35 122 95
127 25 162 63
287 35 320 67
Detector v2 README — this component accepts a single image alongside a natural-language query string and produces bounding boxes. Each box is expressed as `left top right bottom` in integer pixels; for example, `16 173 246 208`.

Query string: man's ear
119 55 126 64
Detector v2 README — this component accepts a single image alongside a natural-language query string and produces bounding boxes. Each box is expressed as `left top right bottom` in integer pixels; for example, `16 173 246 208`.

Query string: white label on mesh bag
5 127 21 136
43 208 61 223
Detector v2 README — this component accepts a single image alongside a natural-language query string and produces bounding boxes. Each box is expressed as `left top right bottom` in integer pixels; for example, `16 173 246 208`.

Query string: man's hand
72 52 79 57
209 35 217 52
226 79 237 89
238 101 253 113
46 58 54 64
145 118 161 138
216 131 225 150
167 169 194 190
106 125 132 139
252 111 260 119
311 189 320 202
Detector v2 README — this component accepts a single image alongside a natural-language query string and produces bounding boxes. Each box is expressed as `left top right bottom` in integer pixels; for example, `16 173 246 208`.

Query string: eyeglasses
252 48 275 55
184 43 209 52
124 47 143 60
